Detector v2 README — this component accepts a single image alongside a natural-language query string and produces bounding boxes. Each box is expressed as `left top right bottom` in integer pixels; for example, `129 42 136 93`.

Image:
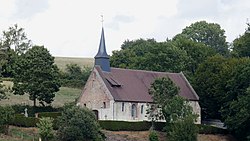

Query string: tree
222 87 250 141
0 24 32 77
148 77 198 141
111 39 189 73
57 104 103 141
0 106 15 135
176 21 229 55
36 117 54 141
171 36 216 75
12 46 60 107
59 64 91 88
193 55 226 119
232 23 250 57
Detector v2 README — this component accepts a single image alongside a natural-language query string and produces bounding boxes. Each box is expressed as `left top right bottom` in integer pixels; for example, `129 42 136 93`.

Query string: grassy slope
0 81 82 107
0 57 92 107
54 56 94 71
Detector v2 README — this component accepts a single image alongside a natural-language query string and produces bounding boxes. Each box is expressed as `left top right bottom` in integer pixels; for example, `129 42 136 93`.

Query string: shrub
38 112 61 130
149 130 159 141
167 117 198 141
57 104 103 141
37 117 54 141
0 105 15 135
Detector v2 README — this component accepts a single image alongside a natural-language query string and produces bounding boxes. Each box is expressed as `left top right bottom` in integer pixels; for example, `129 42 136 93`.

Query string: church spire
94 18 110 72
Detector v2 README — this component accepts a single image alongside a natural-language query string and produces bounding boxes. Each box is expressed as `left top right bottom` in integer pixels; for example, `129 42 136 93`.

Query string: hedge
10 114 39 127
197 124 228 134
99 120 165 131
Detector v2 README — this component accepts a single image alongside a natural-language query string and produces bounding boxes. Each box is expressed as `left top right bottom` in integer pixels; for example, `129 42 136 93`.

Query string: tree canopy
175 21 229 56
232 23 250 57
12 46 60 106
111 39 189 73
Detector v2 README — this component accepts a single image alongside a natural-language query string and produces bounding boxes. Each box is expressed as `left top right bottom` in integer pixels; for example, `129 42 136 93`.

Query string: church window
84 103 86 107
131 104 137 118
103 102 106 108
122 102 125 112
141 105 144 114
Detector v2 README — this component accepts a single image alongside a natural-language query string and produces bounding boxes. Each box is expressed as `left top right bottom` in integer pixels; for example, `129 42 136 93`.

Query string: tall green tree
193 55 226 119
12 46 60 107
175 21 229 55
232 23 250 57
0 24 32 77
111 39 189 73
149 77 198 141
172 36 216 74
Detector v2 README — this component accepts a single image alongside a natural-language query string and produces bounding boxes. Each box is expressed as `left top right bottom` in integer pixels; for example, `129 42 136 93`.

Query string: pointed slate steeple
94 27 111 72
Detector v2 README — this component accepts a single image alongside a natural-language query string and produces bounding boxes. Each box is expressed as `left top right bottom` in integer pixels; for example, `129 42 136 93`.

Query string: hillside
54 57 94 71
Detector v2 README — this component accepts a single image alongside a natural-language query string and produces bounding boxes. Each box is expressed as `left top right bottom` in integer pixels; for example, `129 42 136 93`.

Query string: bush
37 117 54 141
38 112 61 130
11 114 39 127
167 117 198 141
197 124 228 134
0 105 15 135
149 130 159 141
57 104 103 141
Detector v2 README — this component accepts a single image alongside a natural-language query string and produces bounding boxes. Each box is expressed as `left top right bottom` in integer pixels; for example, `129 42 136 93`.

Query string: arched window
103 102 106 108
141 105 144 114
131 104 137 118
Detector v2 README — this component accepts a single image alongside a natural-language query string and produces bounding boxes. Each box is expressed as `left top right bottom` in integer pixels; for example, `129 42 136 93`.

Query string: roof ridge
110 67 180 74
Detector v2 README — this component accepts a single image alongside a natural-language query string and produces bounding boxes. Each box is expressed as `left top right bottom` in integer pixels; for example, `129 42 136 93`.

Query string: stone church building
77 27 201 123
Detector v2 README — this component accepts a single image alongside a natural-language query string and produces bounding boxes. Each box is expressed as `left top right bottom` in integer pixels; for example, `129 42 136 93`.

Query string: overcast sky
0 0 249 57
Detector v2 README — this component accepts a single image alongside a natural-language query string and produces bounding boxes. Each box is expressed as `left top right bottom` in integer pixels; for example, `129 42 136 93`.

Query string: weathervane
101 15 104 27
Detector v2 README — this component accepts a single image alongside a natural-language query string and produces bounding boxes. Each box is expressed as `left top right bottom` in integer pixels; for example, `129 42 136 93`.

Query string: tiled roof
95 66 199 102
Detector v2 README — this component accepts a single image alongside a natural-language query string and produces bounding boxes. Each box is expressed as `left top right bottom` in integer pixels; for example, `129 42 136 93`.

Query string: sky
0 0 249 58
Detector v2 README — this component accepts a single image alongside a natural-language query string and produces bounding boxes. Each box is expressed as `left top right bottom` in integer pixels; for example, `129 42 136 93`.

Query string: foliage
36 117 54 141
99 120 151 131
57 104 103 141
10 114 39 127
193 55 227 119
167 116 198 141
59 64 91 88
0 105 15 134
197 124 228 134
0 24 32 77
232 23 250 57
0 82 7 100
149 130 159 141
222 87 250 141
12 46 61 107
148 77 179 122
110 39 189 73
171 36 216 74
175 21 229 55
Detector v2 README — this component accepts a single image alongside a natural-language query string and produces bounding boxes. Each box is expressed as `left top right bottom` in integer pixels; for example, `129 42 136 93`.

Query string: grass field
0 81 82 107
54 56 94 71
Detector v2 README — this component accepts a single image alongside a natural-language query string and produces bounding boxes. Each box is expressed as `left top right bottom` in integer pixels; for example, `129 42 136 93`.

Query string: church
77 27 201 124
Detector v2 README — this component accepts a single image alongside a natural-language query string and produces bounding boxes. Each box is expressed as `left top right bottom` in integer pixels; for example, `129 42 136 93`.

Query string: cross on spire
101 15 104 27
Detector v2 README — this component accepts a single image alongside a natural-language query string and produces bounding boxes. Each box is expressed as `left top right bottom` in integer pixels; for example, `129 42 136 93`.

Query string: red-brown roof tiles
95 66 199 103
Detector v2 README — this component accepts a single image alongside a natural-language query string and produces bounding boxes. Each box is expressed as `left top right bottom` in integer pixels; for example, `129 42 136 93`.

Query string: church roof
95 66 199 103
95 27 109 58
